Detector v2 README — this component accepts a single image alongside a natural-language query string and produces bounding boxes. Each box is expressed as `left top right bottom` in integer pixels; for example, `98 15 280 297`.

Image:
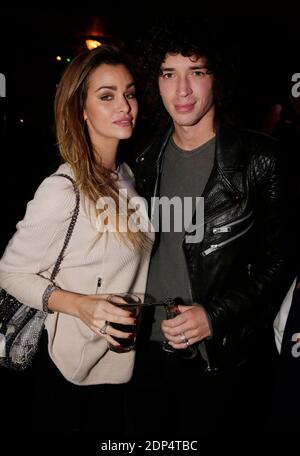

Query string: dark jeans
125 340 278 439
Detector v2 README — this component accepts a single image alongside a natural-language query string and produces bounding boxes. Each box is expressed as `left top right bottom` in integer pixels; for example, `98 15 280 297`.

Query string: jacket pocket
202 218 254 256
211 210 254 234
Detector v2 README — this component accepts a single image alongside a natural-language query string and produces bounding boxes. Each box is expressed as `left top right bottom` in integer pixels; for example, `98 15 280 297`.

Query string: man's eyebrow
189 65 208 70
95 82 135 92
160 65 208 71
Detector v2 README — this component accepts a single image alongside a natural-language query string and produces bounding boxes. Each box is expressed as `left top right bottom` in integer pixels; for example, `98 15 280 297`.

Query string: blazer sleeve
0 173 76 311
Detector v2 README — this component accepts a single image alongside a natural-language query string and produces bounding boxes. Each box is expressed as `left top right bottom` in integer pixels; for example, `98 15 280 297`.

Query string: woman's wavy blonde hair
55 45 149 250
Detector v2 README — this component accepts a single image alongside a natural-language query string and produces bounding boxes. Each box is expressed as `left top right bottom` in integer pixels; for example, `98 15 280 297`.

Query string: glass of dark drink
162 298 180 353
107 293 143 353
162 297 198 359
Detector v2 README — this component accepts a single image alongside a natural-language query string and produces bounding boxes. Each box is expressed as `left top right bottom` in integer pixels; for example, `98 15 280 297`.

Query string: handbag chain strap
50 173 80 281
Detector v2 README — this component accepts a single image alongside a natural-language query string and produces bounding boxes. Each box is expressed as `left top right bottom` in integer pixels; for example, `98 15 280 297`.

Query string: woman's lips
113 119 133 127
113 116 133 127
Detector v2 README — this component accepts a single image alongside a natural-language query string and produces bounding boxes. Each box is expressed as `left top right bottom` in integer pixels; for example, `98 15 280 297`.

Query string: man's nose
176 76 192 97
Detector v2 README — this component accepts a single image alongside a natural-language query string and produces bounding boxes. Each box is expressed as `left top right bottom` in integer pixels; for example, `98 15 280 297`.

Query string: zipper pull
212 226 231 234
202 245 219 256
95 277 102 293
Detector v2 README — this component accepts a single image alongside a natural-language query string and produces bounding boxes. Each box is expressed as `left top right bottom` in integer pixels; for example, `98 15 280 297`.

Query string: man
272 277 300 435
127 20 289 438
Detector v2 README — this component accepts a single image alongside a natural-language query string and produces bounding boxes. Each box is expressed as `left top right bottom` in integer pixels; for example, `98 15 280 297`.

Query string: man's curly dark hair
137 17 237 131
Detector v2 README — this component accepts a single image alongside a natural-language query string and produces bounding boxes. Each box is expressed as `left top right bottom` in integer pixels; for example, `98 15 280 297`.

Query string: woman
0 45 153 435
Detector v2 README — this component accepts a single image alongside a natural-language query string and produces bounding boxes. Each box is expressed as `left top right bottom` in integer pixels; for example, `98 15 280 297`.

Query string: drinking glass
162 298 180 353
107 293 143 353
162 297 198 359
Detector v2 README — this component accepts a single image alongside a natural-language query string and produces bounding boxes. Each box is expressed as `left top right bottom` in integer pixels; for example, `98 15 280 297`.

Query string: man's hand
161 304 212 349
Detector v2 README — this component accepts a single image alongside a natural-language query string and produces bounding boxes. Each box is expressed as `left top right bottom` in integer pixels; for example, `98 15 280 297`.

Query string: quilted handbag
0 174 79 370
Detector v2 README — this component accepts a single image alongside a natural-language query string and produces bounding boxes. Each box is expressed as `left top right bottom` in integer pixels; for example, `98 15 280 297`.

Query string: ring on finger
99 321 109 335
179 333 188 344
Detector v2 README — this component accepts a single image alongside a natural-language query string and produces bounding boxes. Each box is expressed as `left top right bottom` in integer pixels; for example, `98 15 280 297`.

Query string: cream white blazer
0 163 153 385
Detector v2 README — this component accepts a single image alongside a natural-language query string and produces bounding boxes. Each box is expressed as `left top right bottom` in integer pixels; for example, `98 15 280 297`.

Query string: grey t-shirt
146 136 215 341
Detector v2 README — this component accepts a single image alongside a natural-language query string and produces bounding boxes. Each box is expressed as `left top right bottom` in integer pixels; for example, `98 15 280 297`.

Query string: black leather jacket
134 125 289 370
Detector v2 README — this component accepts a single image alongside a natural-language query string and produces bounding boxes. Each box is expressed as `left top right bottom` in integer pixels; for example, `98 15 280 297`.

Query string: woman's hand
48 289 136 347
77 294 136 346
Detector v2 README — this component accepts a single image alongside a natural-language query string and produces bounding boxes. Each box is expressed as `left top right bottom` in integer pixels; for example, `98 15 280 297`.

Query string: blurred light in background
85 39 102 50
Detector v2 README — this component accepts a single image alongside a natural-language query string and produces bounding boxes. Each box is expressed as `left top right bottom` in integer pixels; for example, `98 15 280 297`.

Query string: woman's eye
99 94 113 101
126 92 136 100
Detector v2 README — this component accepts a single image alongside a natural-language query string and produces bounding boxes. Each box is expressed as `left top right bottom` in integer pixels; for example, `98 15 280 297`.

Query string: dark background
0 9 299 253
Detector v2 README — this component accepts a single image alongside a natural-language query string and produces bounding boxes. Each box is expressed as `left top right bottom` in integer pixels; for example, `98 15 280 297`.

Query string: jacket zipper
151 156 164 221
149 129 173 221
212 210 254 234
95 277 102 293
183 239 214 371
202 220 255 256
182 241 194 305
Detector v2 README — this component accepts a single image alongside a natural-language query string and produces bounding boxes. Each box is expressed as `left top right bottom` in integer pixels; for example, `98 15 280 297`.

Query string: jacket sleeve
205 146 292 340
0 174 76 311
